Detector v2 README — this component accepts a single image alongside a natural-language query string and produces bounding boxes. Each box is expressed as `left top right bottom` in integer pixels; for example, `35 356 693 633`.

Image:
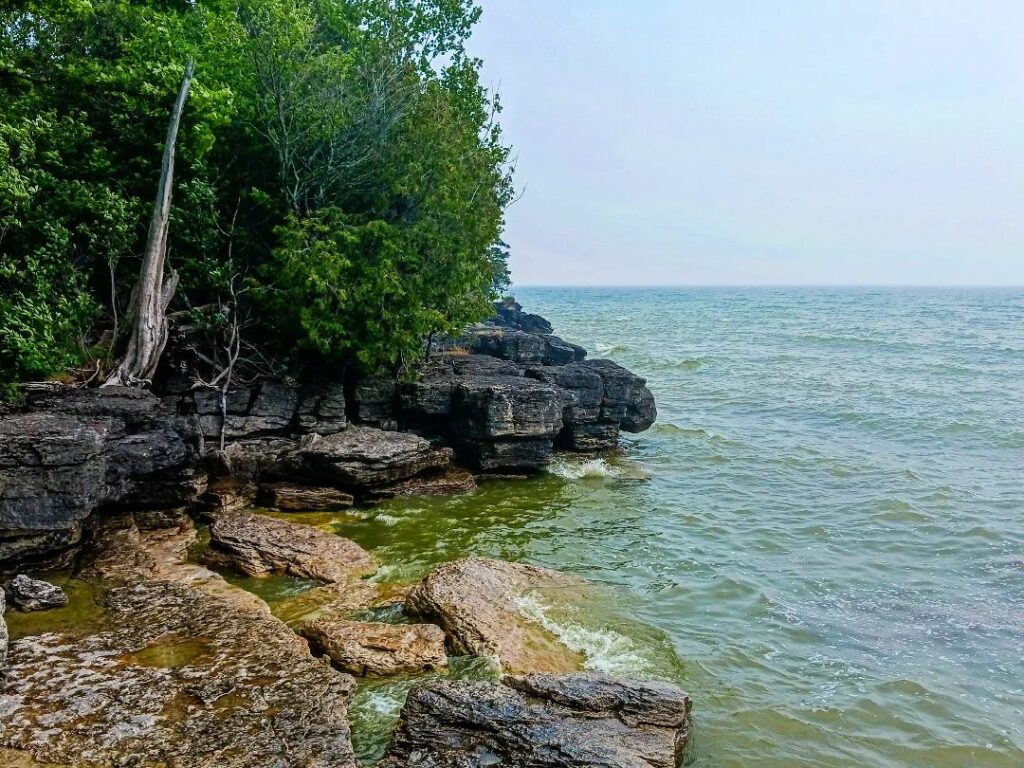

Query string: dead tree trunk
105 60 194 387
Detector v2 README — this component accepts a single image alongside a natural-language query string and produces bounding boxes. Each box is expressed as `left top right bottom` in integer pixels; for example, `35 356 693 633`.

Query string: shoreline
0 304 690 768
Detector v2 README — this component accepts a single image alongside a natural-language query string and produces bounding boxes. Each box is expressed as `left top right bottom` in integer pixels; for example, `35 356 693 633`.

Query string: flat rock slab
302 618 447 676
370 467 477 499
261 482 355 511
406 557 585 674
4 575 68 612
288 427 452 489
205 511 375 583
0 581 359 767
384 673 691 768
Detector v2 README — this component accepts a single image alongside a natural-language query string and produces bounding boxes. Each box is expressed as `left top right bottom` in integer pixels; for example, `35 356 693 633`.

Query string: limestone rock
287 427 452 489
260 482 355 511
296 383 347 434
198 476 257 515
451 377 563 441
4 574 68 612
194 380 299 440
353 377 398 427
370 467 477 498
0 387 199 569
384 673 691 768
205 511 375 582
405 557 585 674
0 581 359 767
489 299 554 335
582 359 657 432
0 590 7 669
302 619 447 676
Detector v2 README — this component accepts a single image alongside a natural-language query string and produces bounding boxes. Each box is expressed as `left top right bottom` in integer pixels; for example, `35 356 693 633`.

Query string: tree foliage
0 0 514 393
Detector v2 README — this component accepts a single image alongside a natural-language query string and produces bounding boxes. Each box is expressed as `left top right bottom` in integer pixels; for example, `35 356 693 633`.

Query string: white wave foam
512 593 651 676
374 513 401 527
594 342 630 355
547 456 649 481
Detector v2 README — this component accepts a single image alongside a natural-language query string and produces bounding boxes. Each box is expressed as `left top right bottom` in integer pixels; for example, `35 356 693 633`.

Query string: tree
105 60 194 386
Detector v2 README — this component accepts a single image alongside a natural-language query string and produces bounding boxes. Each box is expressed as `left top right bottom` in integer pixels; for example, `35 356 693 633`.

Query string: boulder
384 673 692 768
4 574 68 612
219 437 296 479
405 557 585 674
205 511 375 583
287 427 452 489
302 619 448 676
260 483 355 512
0 387 200 570
0 581 359 767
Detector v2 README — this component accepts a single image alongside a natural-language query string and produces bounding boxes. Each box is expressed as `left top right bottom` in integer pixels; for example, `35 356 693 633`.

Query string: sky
470 1 1024 286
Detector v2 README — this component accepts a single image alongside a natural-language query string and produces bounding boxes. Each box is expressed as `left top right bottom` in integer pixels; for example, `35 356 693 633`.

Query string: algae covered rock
205 510 375 582
405 557 585 674
384 673 691 768
0 581 359 767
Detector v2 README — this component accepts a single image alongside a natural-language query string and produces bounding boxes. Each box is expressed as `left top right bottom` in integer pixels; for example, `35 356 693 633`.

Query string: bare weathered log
105 60 194 387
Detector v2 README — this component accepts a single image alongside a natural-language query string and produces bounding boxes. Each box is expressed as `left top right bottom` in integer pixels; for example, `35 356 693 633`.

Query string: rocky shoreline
0 303 689 767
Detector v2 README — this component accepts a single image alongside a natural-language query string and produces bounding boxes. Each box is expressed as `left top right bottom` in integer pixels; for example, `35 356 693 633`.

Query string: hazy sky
470 1 1024 286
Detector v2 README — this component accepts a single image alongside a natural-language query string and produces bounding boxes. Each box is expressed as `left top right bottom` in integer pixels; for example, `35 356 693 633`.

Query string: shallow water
355 287 1024 767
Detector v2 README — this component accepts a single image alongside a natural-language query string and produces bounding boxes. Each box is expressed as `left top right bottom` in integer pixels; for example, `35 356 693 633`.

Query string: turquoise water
361 286 1024 767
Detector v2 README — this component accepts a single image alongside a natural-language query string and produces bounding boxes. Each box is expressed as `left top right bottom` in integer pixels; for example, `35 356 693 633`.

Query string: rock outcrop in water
3 574 68 611
1 301 655 568
384 673 692 768
406 557 587 674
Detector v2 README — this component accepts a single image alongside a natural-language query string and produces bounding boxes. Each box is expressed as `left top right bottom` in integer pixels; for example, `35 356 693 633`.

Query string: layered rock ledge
1 300 655 585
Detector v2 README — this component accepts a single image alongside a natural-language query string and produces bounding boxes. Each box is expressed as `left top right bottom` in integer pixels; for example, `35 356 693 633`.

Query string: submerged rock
260 482 355 511
205 511 375 583
406 557 585 674
0 581 359 767
384 673 692 768
4 574 68 612
287 427 452 489
302 618 448 676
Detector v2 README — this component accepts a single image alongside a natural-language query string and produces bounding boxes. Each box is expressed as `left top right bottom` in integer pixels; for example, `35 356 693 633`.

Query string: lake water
355 287 1024 766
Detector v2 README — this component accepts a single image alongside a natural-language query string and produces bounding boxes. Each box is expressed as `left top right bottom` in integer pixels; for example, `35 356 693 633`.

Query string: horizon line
511 283 1024 289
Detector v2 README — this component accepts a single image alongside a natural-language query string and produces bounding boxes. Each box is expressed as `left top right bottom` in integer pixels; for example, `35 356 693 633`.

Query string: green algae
121 634 213 669
5 573 106 642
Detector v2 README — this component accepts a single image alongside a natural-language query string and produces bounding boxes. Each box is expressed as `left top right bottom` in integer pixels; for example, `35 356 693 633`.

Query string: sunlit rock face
0 581 360 768
405 557 587 675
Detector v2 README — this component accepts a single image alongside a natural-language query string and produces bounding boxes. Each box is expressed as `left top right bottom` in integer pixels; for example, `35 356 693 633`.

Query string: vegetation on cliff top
0 0 514 396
